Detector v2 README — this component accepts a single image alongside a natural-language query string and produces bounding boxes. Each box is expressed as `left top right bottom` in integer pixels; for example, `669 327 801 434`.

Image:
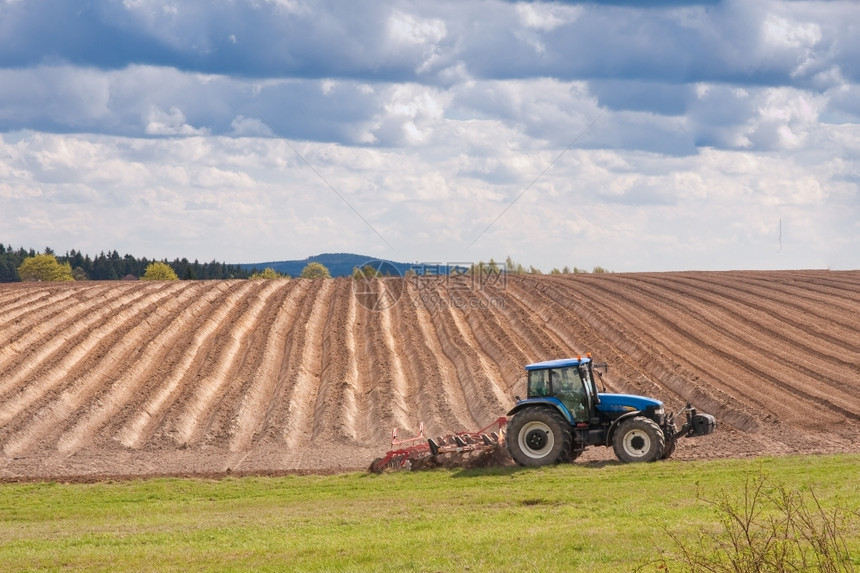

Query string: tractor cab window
528 369 550 397
551 367 589 421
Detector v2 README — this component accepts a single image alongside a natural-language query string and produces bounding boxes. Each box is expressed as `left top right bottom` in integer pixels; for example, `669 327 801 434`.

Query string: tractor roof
525 357 591 371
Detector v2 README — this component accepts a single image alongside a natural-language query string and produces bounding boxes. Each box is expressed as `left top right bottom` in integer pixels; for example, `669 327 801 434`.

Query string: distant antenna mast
777 218 782 253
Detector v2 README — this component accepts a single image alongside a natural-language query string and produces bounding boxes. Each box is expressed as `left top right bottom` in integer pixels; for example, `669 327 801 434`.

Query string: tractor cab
524 356 599 423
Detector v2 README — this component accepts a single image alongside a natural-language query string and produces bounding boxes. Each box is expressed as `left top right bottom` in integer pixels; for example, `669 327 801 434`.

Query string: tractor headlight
654 407 664 416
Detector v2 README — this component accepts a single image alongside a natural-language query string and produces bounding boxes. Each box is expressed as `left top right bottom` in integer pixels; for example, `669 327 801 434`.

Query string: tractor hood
596 393 663 414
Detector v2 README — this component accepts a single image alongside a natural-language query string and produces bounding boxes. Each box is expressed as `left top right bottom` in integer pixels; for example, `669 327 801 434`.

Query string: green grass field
1 454 858 572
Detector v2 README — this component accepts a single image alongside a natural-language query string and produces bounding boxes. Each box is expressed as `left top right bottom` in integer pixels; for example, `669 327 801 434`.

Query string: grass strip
1 454 858 572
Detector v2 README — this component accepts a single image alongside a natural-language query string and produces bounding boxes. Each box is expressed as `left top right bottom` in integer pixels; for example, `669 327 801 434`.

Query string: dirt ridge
0 270 857 478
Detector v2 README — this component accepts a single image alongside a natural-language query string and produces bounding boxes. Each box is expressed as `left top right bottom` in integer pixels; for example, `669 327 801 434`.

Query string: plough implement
369 417 508 473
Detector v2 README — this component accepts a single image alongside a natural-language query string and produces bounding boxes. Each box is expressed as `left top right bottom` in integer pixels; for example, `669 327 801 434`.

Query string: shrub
300 262 331 279
654 472 858 572
17 254 74 282
142 261 179 281
250 267 288 279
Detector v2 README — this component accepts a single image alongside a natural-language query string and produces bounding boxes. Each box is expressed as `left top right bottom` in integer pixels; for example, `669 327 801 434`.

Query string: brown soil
0 270 858 481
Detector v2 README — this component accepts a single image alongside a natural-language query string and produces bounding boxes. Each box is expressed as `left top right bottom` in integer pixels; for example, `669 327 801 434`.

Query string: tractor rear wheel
507 408 572 467
612 416 665 463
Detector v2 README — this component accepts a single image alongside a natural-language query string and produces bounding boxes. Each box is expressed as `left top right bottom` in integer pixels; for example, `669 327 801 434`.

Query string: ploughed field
0 270 858 479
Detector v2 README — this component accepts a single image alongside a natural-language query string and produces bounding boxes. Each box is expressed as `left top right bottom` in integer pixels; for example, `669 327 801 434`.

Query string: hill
0 270 858 479
242 253 415 277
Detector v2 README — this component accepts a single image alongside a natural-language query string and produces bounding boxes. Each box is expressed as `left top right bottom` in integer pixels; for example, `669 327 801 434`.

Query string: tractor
506 355 716 465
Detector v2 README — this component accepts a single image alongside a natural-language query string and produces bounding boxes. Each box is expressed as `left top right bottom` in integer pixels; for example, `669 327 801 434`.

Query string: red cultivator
369 417 508 473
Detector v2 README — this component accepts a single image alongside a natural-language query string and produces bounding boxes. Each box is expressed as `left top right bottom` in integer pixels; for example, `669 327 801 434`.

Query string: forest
0 244 250 282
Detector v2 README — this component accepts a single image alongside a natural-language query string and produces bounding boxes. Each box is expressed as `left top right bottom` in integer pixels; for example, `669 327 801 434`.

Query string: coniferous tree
91 253 118 280
0 259 18 282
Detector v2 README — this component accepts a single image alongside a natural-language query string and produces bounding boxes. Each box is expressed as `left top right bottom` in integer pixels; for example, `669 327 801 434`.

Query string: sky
1 0 858 272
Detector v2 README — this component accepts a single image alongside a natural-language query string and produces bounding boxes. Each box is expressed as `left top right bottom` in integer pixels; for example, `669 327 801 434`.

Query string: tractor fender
605 411 643 447
507 398 575 427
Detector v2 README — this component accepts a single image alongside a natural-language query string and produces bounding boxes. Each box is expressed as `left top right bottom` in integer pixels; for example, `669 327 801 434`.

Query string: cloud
144 106 209 136
1 124 857 270
685 85 826 151
0 0 851 86
0 0 857 271
589 80 693 116
516 3 582 31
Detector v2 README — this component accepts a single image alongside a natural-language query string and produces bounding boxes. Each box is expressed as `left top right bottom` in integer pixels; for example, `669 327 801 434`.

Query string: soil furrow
421 282 509 428
407 280 476 434
1 282 188 456
385 282 456 438
227 280 307 453
241 279 333 463
254 280 325 447
0 287 65 328
93 281 238 447
311 279 360 442
277 279 333 451
605 275 860 414
199 281 300 450
54 282 225 454
0 284 105 343
632 274 860 390
503 277 669 400
116 281 259 449
734 272 860 323
533 276 764 430
494 277 659 400
0 284 148 384
479 278 569 361
456 286 529 399
170 281 284 446
378 296 415 432
561 275 855 426
808 272 860 295
681 273 860 349
526 276 704 409
352 297 404 444
0 283 177 424
345 278 417 440
152 280 269 447
782 270 860 299
442 290 513 417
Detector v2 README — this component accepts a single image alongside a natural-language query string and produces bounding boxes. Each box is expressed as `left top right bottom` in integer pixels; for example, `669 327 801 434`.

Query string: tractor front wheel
507 408 572 467
612 416 665 463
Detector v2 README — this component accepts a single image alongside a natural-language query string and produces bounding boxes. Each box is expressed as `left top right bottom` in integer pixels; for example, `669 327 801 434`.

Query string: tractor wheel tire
612 416 665 463
507 408 572 467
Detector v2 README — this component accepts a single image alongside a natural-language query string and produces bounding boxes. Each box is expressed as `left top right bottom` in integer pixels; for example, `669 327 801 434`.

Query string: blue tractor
506 355 716 465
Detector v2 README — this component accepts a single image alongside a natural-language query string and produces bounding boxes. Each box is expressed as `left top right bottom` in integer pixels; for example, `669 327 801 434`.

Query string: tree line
0 244 250 283
1 243 608 283
467 257 611 275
